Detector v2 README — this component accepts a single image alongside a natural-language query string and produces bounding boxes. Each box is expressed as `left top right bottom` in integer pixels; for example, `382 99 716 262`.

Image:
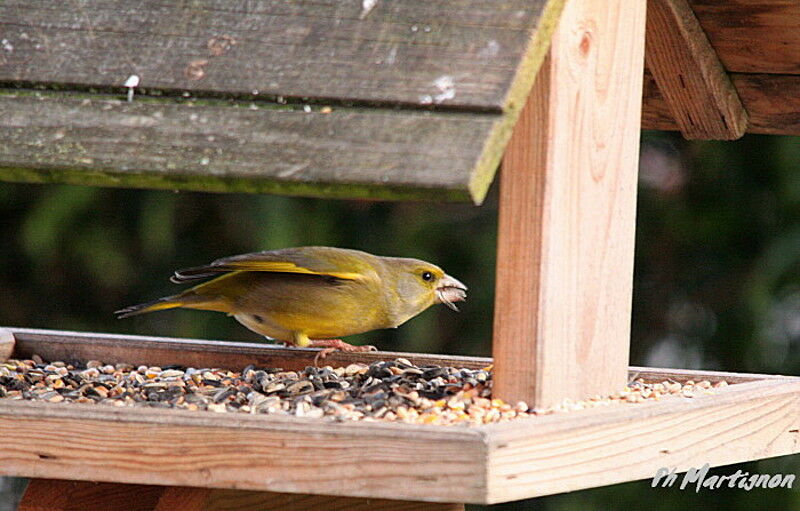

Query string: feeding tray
2 328 798 504
2 0 800 507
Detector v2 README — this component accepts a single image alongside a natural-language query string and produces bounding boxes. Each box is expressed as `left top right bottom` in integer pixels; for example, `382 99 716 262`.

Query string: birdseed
0 358 729 426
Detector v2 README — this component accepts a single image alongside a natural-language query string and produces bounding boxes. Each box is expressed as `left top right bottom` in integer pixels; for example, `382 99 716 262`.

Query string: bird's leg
310 339 377 365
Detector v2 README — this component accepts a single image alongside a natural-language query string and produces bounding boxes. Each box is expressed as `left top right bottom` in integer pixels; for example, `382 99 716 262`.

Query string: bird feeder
1 0 799 508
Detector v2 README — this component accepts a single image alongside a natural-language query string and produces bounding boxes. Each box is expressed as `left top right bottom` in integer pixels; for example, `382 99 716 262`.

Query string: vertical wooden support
493 0 646 407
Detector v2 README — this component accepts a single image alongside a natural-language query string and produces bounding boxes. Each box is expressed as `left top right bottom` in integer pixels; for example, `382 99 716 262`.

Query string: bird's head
383 258 468 325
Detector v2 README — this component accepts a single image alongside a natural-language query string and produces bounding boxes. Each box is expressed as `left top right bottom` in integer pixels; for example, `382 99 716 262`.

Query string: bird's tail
114 295 185 319
115 285 233 319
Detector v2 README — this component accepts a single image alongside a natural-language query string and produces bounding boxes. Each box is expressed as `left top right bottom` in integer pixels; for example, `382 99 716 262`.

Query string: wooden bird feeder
1 0 799 508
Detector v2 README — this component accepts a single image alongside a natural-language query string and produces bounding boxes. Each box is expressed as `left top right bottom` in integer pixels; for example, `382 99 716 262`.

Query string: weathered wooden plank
2 354 796 504
628 365 794 384
642 71 687 132
645 0 747 140
7 327 791 385
726 74 800 136
690 0 800 75
0 400 487 503
485 377 800 503
0 92 502 203
0 0 563 112
642 71 800 136
492 0 646 408
5 327 493 372
5 327 799 504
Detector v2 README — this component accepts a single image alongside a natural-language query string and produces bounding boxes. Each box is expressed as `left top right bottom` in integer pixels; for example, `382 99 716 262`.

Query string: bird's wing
170 247 376 283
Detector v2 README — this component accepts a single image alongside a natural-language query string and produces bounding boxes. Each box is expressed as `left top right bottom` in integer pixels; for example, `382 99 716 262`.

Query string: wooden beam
0 92 501 203
0 0 568 205
689 0 800 75
0 0 562 112
645 0 748 140
6 327 491 373
642 71 800 136
3 374 799 504
493 0 646 407
5 326 791 385
3 327 800 504
0 400 487 504
485 376 800 503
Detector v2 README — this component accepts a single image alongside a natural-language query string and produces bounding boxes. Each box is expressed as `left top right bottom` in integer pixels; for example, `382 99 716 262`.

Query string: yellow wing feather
171 247 379 283
219 261 363 281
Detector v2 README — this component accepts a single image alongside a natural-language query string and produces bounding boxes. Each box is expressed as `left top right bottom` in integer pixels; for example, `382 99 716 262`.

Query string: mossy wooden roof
0 0 797 203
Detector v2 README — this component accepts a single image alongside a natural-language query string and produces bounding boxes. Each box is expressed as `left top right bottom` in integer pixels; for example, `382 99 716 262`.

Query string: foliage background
1 132 799 509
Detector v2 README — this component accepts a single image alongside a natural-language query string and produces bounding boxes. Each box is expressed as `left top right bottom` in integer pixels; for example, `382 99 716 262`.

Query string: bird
115 246 467 361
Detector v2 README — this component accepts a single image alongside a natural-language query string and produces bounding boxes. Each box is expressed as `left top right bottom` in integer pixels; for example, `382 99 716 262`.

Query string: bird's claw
313 348 337 366
311 340 378 366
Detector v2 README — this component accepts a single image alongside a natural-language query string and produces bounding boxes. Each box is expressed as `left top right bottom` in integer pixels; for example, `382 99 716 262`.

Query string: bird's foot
310 339 377 365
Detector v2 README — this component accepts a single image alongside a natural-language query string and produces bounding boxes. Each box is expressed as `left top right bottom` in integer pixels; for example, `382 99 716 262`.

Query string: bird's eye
421 271 433 281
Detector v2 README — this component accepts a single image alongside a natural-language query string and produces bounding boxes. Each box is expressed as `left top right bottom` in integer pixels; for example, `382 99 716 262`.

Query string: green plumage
116 247 467 349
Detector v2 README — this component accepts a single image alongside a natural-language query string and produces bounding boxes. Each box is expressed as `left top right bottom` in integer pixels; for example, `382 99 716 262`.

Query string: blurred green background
1 131 799 509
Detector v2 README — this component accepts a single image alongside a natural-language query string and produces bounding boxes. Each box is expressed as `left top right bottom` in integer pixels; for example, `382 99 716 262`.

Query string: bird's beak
435 274 467 311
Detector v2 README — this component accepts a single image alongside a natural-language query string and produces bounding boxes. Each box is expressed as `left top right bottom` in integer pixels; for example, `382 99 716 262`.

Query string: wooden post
493 0 647 407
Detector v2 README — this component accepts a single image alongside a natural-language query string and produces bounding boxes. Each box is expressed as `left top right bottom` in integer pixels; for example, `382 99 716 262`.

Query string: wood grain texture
485 377 800 503
0 92 501 203
0 0 558 111
3 368 798 504
19 479 163 511
7 326 793 384
19 480 463 510
627 365 795 384
5 327 493 372
4 328 800 504
0 328 14 362
0 0 567 204
0 400 487 503
156 487 211 511
202 489 464 510
690 0 800 75
642 71 800 136
493 0 646 408
645 0 747 140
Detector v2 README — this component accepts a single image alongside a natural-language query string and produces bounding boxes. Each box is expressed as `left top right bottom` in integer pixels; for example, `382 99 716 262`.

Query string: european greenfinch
116 246 467 358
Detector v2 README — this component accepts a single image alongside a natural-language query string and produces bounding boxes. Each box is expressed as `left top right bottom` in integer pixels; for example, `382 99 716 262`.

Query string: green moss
0 88 298 112
0 166 470 203
467 0 567 205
